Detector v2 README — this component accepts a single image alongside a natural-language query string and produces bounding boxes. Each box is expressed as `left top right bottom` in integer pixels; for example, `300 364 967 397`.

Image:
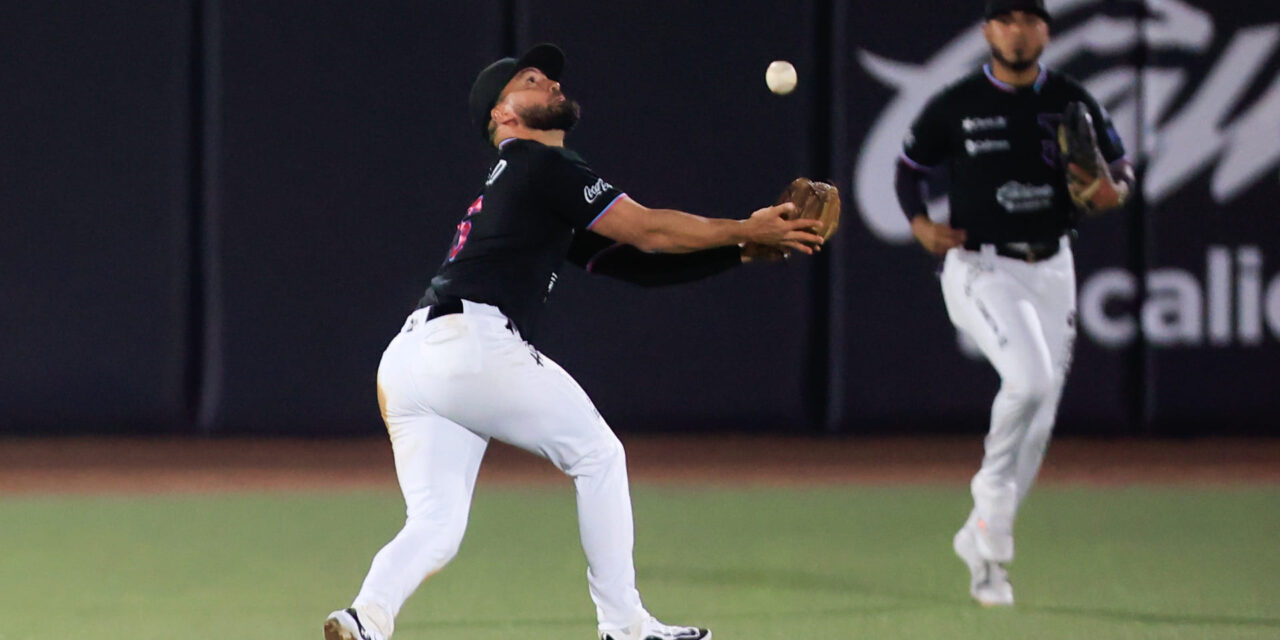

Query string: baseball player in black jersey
895 0 1134 607
323 44 824 640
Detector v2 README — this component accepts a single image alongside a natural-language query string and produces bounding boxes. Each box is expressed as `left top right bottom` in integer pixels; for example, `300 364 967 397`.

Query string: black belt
425 296 463 321
966 240 1061 263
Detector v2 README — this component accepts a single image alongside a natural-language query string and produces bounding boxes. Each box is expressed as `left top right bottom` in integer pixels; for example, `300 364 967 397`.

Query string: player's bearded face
985 12 1048 73
989 40 1044 72
518 92 581 132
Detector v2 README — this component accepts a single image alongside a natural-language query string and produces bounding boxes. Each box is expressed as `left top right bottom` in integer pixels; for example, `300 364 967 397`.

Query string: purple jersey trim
497 137 518 149
983 63 1047 93
587 193 628 229
1032 65 1048 92
983 64 1015 93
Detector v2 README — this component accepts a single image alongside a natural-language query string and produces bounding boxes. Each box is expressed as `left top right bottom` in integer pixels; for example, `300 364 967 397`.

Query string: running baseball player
894 0 1133 606
323 43 825 640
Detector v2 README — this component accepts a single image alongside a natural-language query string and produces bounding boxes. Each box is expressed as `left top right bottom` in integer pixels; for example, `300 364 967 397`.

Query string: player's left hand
740 178 843 262
741 202 826 255
1067 162 1127 211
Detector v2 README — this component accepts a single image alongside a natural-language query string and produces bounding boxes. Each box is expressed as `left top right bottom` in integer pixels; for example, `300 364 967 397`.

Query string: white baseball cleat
954 525 1015 607
599 616 711 640
323 608 387 640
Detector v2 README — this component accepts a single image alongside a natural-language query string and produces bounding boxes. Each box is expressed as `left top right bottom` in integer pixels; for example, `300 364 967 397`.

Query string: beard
990 42 1043 72
518 95 582 132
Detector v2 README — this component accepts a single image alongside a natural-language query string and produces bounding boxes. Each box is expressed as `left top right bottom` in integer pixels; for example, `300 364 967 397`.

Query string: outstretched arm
588 195 824 254
566 230 744 287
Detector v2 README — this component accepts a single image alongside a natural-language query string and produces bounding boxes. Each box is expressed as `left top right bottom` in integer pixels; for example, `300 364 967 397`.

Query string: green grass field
2 484 1277 639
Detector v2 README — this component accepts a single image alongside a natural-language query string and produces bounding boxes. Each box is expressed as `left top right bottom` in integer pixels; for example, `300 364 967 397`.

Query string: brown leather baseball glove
1058 101 1108 210
743 178 841 262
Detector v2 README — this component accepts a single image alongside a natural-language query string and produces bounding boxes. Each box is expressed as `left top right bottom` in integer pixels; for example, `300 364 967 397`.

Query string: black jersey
420 138 625 334
902 65 1126 244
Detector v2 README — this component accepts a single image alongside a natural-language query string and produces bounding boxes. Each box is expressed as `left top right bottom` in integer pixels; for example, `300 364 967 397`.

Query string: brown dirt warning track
1 436 1277 495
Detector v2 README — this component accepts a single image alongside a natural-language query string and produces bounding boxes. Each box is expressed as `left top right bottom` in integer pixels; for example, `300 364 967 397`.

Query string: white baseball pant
940 238 1076 562
351 300 648 635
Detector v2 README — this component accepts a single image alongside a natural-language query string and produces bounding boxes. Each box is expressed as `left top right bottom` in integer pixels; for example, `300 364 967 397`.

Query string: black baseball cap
469 43 566 141
984 0 1052 23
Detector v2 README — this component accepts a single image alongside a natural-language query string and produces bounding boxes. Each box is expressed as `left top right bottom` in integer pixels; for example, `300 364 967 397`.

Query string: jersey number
445 196 483 262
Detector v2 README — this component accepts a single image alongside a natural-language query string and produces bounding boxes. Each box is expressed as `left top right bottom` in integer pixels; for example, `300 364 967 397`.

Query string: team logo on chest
996 181 1054 213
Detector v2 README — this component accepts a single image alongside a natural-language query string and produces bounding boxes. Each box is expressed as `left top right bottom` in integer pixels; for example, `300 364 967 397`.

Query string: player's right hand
910 215 967 256
743 202 826 254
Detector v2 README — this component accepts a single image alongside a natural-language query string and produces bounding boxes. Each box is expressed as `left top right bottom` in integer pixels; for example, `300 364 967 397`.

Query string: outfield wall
3 0 1276 435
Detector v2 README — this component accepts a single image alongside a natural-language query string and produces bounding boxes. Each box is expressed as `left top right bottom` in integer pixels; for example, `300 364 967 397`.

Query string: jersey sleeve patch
532 147 626 229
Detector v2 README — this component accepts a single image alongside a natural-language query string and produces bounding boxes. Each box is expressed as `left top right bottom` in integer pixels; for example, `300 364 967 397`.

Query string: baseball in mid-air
765 60 797 95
